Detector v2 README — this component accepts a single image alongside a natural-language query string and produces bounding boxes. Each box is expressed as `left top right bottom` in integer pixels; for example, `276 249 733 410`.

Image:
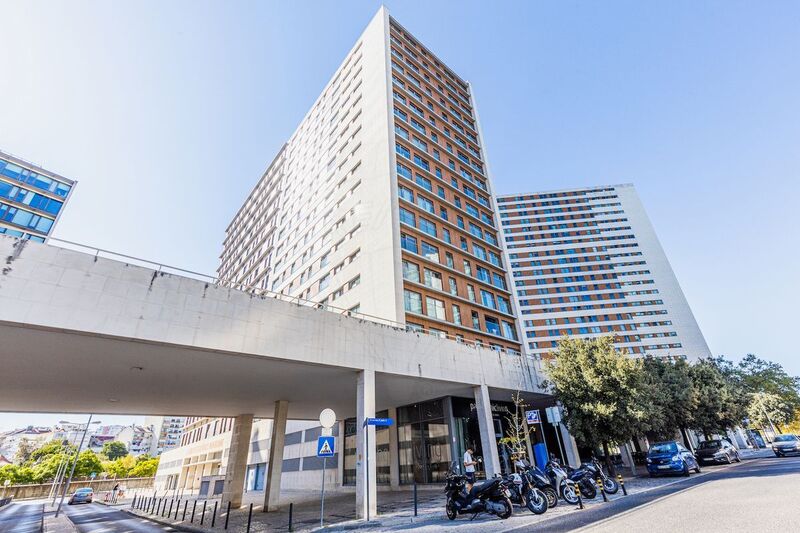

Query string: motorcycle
523 464 559 509
565 463 598 499
502 471 547 514
544 458 580 505
581 456 619 494
444 463 514 520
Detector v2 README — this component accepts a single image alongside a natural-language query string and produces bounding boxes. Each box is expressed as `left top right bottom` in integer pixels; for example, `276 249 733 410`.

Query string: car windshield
774 435 797 442
698 440 721 449
76 488 92 493
649 442 677 454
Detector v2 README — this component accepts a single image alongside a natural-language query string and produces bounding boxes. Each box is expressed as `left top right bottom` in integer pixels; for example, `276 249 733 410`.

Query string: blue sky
0 1 798 431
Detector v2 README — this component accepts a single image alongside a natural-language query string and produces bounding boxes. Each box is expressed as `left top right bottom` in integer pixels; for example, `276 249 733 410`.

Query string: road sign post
318 409 336 529
546 406 567 463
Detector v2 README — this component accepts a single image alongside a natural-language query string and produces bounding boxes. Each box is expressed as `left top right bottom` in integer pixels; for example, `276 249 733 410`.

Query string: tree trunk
602 441 616 477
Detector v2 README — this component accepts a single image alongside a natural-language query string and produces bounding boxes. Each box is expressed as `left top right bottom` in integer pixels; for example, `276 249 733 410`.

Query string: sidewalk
42 504 78 533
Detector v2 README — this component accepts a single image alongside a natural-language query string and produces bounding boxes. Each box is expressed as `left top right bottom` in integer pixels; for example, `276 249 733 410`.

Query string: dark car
646 441 701 477
68 487 93 505
772 434 800 457
695 439 741 465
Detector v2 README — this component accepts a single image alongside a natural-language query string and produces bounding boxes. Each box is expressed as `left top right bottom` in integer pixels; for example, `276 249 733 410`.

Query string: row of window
0 158 72 198
0 202 54 234
0 226 45 242
0 180 63 215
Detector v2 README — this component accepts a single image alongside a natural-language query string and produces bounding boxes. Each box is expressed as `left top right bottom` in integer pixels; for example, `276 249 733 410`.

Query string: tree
102 441 129 461
689 358 746 438
14 438 35 464
73 450 103 479
747 392 792 431
545 336 651 474
103 455 136 478
0 464 35 485
498 391 534 461
641 356 695 443
129 456 159 478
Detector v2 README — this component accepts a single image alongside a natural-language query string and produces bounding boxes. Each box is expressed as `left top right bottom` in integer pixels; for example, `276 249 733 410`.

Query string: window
442 228 451 244
449 277 458 296
463 260 472 276
423 268 443 290
472 243 487 260
492 272 507 290
467 284 476 302
469 223 483 239
404 289 423 314
319 274 330 291
395 124 409 139
480 290 496 309
439 207 448 221
402 260 420 283
398 185 414 202
498 296 511 314
420 217 436 237
397 163 412 179
413 155 430 171
471 311 480 329
399 207 416 226
485 316 501 336
417 195 434 213
452 305 462 325
415 174 432 192
396 143 411 159
425 296 446 320
445 250 454 267
476 266 490 282
401 233 418 254
421 241 439 263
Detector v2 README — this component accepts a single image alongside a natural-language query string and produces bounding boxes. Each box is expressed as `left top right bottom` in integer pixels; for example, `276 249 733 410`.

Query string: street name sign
364 417 394 426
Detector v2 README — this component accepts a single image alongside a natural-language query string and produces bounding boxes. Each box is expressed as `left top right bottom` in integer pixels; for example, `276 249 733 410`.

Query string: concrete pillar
356 369 377 519
221 414 253 508
264 400 289 512
387 407 400 488
473 384 501 477
558 423 581 468
337 420 345 486
622 442 637 477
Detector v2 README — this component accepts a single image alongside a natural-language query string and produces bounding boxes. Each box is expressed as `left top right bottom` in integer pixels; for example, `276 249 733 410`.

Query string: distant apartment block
0 149 75 242
144 416 186 456
218 9 520 353
497 184 711 360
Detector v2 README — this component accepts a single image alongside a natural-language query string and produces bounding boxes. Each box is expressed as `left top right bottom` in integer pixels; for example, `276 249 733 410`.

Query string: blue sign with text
317 436 335 457
364 417 394 426
526 410 540 424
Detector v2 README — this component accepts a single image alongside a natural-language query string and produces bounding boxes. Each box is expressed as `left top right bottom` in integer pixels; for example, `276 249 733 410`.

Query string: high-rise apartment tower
219 8 520 352
497 184 711 360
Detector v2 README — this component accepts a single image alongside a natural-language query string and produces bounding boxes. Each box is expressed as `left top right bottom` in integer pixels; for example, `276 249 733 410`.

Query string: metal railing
45 237 523 356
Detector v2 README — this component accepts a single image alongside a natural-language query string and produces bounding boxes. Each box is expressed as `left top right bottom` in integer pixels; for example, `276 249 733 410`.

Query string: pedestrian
463 447 478 491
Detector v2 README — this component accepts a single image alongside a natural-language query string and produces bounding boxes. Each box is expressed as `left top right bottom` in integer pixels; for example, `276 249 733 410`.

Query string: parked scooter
544 458 580 505
565 462 598 499
444 463 514 521
581 456 619 494
523 464 559 508
501 471 547 514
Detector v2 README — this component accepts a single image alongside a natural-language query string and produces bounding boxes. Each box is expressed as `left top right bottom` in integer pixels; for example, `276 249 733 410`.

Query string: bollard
175 499 180 520
224 501 231 530
617 474 628 496
168 500 174 518
201 501 207 525
132 495 137 509
183 500 188 521
414 482 418 517
211 501 218 527
288 502 293 532
191 500 197 523
574 482 584 509
597 478 608 502
246 503 253 533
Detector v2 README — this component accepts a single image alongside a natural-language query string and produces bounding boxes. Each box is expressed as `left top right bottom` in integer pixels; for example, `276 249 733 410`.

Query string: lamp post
50 419 101 505
55 415 100 517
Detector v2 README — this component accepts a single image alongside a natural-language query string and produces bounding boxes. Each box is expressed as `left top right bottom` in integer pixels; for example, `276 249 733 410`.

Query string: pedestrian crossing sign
317 436 335 457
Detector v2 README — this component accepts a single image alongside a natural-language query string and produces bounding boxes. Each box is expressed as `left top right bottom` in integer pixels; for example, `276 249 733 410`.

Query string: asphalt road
63 502 177 532
577 454 800 533
0 501 42 533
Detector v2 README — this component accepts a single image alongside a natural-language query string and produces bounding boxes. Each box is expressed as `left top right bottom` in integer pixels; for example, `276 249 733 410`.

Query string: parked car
772 434 800 457
646 441 701 477
695 439 741 465
68 487 94 505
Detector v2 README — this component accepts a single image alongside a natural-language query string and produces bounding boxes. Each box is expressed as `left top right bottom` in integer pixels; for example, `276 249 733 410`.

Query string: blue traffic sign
317 436 335 457
526 409 540 424
364 417 394 426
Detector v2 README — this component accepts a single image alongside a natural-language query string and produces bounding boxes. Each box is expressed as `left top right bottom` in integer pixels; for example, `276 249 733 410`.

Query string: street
0 501 41 533
62 502 177 533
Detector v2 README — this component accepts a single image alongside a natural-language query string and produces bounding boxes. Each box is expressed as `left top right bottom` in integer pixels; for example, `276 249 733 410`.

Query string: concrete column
264 400 288 512
337 420 345 486
221 414 253 508
387 407 400 488
473 384 501 477
356 370 377 519
558 423 581 468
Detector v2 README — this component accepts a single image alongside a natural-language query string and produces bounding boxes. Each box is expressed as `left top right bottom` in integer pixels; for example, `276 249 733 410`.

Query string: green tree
14 438 35 464
102 441 129 461
689 358 746 438
0 464 35 485
103 455 136 478
641 356 695 443
747 392 792 431
29 440 75 464
73 450 103 479
545 336 651 474
129 456 159 478
737 354 800 428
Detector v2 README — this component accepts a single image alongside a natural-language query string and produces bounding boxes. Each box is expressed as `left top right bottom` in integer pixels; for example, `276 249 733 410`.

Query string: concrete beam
355 369 377 519
264 400 288 512
473 384 501 477
221 415 253 507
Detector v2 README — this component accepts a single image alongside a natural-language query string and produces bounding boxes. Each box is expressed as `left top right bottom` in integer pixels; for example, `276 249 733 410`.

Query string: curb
123 508 206 532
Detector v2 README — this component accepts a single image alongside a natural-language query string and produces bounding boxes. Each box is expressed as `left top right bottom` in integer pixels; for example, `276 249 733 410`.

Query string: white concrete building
0 426 53 462
498 184 712 360
144 416 186 456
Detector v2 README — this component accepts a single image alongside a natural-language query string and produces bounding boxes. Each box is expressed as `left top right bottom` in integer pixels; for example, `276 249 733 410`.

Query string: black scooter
565 463 598 499
524 464 560 509
444 463 514 521
581 456 619 494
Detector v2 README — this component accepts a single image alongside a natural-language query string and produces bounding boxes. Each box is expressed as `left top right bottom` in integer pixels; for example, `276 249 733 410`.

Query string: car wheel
694 463 701 473
725 453 732 464
682 462 690 476
735 452 742 463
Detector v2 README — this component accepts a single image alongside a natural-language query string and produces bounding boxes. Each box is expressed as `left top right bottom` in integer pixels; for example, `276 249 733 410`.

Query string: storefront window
398 398 452 484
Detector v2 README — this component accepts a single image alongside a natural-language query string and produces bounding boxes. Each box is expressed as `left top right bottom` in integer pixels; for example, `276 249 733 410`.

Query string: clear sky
0 1 798 432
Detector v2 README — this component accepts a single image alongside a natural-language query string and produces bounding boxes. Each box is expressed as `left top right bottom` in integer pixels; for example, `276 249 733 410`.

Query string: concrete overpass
0 235 549 517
